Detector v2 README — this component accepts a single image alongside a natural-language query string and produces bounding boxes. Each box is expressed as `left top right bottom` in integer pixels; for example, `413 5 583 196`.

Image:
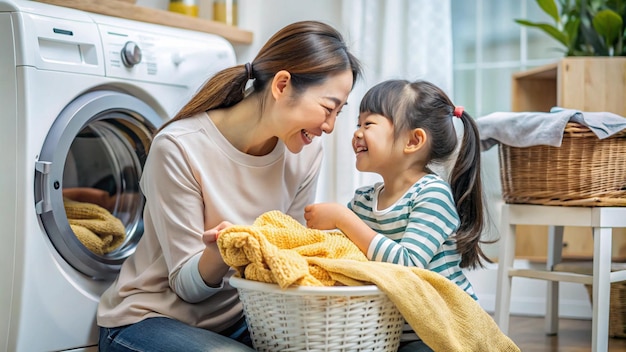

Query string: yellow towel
217 210 520 352
64 198 126 255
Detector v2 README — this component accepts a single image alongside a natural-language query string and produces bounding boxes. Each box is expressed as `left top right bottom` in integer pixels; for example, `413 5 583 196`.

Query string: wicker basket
498 122 626 206
229 276 404 352
585 284 626 338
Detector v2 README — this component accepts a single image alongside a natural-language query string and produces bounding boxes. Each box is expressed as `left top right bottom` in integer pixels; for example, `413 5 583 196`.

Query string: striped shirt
347 174 478 341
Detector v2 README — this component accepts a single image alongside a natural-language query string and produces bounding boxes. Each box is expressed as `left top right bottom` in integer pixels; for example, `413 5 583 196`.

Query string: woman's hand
304 203 351 230
198 221 234 287
202 221 233 245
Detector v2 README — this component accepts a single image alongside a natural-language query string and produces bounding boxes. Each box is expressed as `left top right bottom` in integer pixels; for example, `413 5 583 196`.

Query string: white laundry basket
229 276 404 352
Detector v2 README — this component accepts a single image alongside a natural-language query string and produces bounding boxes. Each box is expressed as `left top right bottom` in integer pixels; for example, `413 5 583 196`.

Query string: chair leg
592 226 611 352
495 205 515 334
545 225 563 335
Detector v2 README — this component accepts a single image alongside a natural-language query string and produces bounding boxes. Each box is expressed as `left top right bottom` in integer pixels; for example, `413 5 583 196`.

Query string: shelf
34 0 253 45
512 62 557 80
511 62 558 112
512 57 626 114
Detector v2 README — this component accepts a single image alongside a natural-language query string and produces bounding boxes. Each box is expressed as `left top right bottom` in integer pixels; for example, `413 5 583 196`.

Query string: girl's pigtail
449 111 493 269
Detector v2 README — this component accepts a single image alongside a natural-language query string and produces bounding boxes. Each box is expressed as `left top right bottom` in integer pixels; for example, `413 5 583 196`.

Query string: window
450 0 563 258
452 0 562 116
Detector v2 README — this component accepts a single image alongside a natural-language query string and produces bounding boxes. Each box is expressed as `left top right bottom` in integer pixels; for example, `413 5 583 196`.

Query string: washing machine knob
121 41 142 67
172 52 183 66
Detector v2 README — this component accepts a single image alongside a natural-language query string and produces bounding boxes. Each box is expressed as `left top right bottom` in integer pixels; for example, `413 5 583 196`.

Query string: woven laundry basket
229 276 404 352
498 122 626 206
585 284 626 338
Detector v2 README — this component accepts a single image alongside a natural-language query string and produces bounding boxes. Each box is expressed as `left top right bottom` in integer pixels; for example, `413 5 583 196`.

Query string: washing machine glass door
35 90 163 280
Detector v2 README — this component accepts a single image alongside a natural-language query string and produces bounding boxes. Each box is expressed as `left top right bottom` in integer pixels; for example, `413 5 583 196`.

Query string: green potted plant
516 0 625 56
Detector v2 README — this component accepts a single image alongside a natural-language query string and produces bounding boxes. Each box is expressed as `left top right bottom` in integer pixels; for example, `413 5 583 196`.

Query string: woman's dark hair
359 79 492 269
158 20 362 132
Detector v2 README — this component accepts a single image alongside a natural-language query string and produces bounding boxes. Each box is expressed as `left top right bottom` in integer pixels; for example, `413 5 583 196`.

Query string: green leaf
563 17 580 39
564 18 580 51
579 19 608 55
515 20 569 46
536 0 561 23
517 0 626 56
593 9 623 44
588 0 606 13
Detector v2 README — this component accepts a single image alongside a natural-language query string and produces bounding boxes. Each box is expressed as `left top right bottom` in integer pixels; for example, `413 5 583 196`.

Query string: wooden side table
494 204 626 352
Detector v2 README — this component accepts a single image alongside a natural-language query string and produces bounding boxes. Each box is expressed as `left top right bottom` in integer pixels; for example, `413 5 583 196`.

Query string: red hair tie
453 106 464 118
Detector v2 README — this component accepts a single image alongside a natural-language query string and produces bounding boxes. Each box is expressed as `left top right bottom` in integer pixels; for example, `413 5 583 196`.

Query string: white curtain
316 0 453 204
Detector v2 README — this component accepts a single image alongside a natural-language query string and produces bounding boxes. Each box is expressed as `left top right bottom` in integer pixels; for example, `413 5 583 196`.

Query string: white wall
234 0 343 63
135 0 169 10
135 0 343 65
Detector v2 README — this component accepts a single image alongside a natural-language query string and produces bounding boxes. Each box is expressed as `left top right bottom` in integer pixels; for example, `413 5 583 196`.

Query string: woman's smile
301 129 314 144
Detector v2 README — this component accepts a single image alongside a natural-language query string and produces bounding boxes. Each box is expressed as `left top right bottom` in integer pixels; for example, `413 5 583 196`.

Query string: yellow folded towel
217 210 520 352
64 198 126 255
218 210 367 287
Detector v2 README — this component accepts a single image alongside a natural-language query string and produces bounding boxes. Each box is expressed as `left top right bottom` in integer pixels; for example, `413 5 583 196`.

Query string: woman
97 20 362 351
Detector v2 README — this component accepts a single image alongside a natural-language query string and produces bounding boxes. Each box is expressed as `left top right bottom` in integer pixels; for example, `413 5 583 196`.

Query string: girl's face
278 69 354 154
352 112 400 173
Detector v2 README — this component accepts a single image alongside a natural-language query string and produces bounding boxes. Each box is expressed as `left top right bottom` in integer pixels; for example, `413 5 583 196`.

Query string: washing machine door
35 90 163 280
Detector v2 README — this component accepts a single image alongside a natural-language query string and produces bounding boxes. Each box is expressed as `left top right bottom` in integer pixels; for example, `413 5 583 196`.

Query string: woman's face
278 69 354 154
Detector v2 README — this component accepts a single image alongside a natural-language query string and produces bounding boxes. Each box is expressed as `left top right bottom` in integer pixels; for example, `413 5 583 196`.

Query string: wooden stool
494 204 626 352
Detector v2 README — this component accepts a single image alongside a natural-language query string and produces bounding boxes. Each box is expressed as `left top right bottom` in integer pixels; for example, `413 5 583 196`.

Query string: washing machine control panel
9 9 235 89
12 12 105 76
98 22 236 88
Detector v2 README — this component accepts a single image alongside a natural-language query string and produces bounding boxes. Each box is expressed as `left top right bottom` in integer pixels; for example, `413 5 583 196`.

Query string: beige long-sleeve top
97 112 323 331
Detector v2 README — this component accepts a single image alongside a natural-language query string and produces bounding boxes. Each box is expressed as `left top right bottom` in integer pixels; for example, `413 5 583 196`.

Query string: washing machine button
121 41 142 67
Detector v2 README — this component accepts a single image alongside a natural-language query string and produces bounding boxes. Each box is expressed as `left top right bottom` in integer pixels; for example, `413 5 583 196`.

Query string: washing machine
0 0 236 350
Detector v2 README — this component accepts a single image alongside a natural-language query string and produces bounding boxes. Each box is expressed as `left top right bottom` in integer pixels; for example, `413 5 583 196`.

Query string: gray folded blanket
477 107 626 151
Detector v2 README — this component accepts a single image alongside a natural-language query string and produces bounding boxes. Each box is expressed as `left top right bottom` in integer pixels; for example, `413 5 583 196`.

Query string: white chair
494 204 626 352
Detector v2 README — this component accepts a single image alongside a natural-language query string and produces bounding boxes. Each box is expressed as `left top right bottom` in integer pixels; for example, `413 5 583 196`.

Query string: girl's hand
306 203 377 255
202 221 233 245
304 203 350 230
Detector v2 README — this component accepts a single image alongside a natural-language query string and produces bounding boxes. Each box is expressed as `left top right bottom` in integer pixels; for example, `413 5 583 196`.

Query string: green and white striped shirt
348 174 477 301
348 174 478 342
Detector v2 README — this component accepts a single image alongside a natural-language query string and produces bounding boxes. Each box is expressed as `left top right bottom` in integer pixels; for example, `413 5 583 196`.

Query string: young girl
304 79 491 352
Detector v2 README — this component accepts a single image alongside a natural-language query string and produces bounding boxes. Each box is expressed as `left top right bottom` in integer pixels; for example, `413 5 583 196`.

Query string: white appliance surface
0 1 236 350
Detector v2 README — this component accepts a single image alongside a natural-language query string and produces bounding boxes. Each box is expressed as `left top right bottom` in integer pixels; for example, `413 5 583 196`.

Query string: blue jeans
398 340 434 352
98 316 254 352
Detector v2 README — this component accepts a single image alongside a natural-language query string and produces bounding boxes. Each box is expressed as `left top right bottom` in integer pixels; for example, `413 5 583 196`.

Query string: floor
507 315 626 352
